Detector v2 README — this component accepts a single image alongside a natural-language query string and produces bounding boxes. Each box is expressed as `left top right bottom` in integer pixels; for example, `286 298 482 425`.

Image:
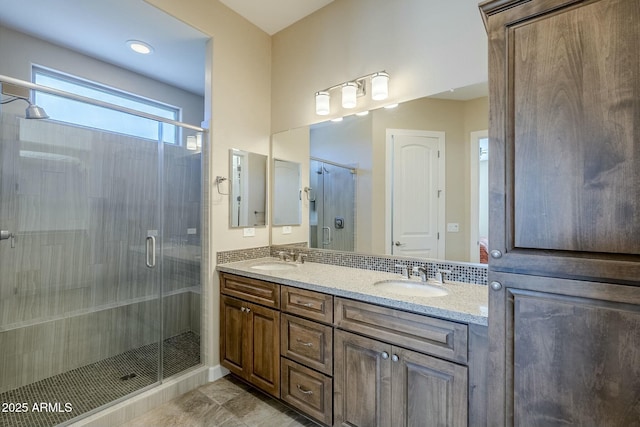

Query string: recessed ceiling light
127 40 154 55
356 111 369 116
331 117 344 122
384 103 399 109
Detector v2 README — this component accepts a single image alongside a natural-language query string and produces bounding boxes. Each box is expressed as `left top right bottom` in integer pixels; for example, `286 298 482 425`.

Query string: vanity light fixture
341 82 357 108
314 71 390 116
315 91 330 115
371 72 390 100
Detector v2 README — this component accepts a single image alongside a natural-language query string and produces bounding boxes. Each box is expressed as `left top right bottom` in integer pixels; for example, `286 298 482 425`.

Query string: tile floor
0 332 200 427
120 375 320 427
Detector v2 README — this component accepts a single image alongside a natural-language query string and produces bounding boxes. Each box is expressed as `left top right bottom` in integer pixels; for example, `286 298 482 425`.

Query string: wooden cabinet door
220 295 247 378
488 272 640 426
246 302 280 397
481 0 640 282
220 295 280 398
334 330 392 427
391 347 468 427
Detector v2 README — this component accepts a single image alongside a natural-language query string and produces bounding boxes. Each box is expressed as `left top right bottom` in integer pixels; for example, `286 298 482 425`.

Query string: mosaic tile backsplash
217 244 487 286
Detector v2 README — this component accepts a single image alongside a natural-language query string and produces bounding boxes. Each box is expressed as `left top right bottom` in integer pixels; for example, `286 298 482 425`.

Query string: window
33 66 180 144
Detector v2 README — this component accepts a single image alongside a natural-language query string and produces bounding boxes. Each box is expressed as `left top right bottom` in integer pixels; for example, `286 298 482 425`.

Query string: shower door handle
322 226 331 246
1 230 15 248
145 236 156 268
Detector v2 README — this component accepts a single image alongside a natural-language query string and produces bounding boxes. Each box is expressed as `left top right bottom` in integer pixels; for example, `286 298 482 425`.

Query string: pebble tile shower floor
0 331 200 427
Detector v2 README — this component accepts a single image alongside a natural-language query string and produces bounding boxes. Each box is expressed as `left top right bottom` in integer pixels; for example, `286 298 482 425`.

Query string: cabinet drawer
281 358 332 426
281 314 333 375
281 286 333 324
220 273 280 309
335 297 468 364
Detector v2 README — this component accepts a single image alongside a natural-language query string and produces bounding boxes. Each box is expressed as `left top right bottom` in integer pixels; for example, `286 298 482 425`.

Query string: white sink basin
373 279 448 297
250 261 298 271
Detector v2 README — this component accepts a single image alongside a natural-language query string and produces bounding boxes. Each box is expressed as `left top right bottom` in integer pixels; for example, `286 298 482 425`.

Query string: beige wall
146 0 488 367
271 0 488 132
145 0 272 367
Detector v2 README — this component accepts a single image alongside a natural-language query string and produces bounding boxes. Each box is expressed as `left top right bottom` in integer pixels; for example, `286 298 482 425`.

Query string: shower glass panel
0 86 202 426
309 159 356 251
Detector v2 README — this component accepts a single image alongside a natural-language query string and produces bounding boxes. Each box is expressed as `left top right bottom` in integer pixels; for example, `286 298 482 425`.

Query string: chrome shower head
24 102 49 119
1 96 49 119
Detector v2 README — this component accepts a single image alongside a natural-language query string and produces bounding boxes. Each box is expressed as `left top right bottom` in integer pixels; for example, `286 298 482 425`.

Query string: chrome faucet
415 266 429 282
395 263 409 279
278 251 291 262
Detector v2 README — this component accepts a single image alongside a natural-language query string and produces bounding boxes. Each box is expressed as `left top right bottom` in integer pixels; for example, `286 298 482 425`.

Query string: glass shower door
0 111 163 426
309 159 356 252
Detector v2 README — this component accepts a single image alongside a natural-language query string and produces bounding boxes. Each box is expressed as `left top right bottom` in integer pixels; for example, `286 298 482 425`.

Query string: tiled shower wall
0 114 201 393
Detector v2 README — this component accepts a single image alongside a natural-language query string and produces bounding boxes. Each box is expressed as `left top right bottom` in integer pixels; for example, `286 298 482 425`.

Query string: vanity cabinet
333 298 471 427
220 273 487 426
220 274 280 397
280 286 334 425
479 0 640 425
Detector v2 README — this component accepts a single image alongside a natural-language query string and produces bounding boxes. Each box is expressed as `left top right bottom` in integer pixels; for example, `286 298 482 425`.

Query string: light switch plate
447 223 460 232
282 226 292 234
243 227 255 237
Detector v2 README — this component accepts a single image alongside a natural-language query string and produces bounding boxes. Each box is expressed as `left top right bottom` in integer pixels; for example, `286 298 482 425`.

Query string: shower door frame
0 74 207 424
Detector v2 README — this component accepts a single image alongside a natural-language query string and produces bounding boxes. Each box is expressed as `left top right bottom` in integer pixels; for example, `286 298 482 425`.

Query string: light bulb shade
371 72 389 101
341 82 357 109
315 91 330 115
186 135 197 150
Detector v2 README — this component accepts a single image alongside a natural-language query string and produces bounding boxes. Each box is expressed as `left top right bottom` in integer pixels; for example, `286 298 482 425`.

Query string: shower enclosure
309 158 356 251
0 76 203 426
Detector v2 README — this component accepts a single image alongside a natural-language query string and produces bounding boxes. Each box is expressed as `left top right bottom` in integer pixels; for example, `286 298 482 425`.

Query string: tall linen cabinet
479 0 640 426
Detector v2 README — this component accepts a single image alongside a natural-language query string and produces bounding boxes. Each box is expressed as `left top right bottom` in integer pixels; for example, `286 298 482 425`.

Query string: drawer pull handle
297 384 313 395
296 300 314 308
296 339 313 347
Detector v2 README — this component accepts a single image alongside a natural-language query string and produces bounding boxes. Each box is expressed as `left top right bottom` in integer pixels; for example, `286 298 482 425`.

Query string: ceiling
0 0 331 96
220 0 334 35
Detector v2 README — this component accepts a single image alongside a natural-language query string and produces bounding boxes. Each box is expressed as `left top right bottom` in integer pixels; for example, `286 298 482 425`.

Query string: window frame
32 65 182 144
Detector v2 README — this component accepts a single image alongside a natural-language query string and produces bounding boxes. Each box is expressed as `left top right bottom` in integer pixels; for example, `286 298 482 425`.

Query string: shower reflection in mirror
229 149 267 228
309 158 356 251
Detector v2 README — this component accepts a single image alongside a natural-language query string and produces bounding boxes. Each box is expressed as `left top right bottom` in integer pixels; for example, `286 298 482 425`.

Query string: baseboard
209 364 230 381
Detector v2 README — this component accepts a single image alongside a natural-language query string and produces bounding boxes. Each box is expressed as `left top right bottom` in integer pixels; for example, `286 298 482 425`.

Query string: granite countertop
217 257 489 326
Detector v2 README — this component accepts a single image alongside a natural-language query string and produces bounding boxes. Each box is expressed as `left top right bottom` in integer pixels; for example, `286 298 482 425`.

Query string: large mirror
229 149 268 228
270 83 489 264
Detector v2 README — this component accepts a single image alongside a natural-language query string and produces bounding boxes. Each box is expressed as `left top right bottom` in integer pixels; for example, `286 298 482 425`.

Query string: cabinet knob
381 352 389 359
391 354 399 362
245 307 251 313
490 249 502 259
490 281 503 291
240 307 246 312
